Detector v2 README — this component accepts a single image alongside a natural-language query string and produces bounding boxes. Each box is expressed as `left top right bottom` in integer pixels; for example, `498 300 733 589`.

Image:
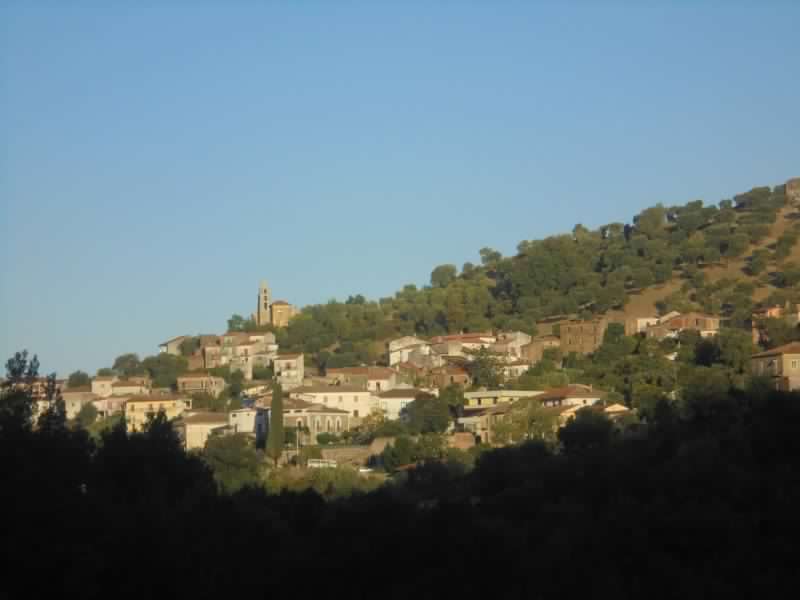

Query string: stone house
326 366 398 393
111 379 151 396
429 365 472 389
645 312 720 340
91 376 117 398
177 373 226 398
62 388 97 420
559 318 607 355
536 385 604 408
463 389 543 410
180 412 231 450
502 361 531 379
388 336 431 366
521 335 561 363
159 335 188 355
125 395 189 432
228 407 267 440
275 353 304 389
376 388 422 421
751 342 800 391
289 384 374 419
264 397 352 444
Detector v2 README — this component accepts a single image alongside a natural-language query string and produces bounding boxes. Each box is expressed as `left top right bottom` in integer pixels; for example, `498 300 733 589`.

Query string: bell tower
256 280 271 327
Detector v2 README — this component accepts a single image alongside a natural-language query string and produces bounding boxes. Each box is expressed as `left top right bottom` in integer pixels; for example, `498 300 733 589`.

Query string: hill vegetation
235 180 799 368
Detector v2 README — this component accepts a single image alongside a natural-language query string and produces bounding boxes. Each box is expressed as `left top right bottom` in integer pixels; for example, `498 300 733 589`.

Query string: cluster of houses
14 288 800 457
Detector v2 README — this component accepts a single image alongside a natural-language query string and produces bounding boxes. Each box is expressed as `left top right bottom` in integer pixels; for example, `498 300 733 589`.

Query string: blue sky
2 1 799 376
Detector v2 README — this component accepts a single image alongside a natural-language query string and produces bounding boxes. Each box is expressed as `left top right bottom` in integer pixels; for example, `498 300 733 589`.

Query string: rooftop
182 412 229 425
291 384 368 395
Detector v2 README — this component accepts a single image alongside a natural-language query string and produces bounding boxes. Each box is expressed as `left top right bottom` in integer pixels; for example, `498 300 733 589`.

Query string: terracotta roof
277 353 303 359
159 335 187 345
752 342 800 358
272 300 289 306
378 389 423 399
178 372 217 379
93 376 117 382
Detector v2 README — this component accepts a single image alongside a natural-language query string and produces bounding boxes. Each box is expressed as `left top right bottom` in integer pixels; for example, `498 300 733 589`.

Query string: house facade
326 367 398 393
177 374 226 398
376 388 421 420
751 342 800 391
536 385 604 408
559 318 607 355
91 376 117 398
388 336 431 366
645 312 720 340
275 353 305 389
289 384 374 419
125 395 189 432
180 412 231 450
463 389 543 410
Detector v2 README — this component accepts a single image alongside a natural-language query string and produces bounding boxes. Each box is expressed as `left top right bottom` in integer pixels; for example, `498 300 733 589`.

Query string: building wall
270 303 297 328
91 378 117 398
295 390 374 418
177 376 226 398
184 422 227 450
228 409 267 438
275 355 304 389
125 399 184 432
559 319 607 355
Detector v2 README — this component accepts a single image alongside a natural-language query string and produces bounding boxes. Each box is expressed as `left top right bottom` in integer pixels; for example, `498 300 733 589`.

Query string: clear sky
1 1 799 377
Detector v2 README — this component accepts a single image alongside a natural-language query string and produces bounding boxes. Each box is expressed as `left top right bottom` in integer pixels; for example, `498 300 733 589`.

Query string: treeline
238 182 799 368
4 349 800 596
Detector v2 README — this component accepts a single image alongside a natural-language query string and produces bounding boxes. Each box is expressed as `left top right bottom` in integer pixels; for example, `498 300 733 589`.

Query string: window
353 410 359 418
354 396 358 403
792 360 799 370
338 396 343 403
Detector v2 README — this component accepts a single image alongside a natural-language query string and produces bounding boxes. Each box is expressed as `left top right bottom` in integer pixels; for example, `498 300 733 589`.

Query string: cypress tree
267 382 284 467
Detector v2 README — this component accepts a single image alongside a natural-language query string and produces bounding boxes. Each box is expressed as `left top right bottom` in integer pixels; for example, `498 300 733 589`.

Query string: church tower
256 280 271 327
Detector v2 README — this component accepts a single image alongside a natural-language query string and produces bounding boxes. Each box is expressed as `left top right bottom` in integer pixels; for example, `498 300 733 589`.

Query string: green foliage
179 337 200 357
464 346 503 388
76 402 98 427
266 383 284 465
141 353 188 389
252 365 274 380
316 432 340 445
112 353 145 377
203 433 263 493
430 264 458 288
402 392 450 434
191 391 227 412
67 370 91 388
227 314 257 332
250 182 786 369
96 367 115 377
558 408 614 453
379 433 448 472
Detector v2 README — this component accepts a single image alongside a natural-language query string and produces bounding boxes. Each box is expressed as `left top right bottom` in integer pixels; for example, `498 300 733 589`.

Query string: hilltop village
10 177 800 474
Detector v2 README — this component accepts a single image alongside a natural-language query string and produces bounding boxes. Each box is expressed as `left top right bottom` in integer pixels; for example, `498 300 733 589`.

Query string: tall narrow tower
256 280 271 327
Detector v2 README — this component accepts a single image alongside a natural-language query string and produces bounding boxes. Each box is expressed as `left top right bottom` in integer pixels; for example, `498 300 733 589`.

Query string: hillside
259 177 800 368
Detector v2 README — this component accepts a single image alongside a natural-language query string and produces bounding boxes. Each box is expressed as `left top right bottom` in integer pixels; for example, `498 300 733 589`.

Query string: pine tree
266 382 284 467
